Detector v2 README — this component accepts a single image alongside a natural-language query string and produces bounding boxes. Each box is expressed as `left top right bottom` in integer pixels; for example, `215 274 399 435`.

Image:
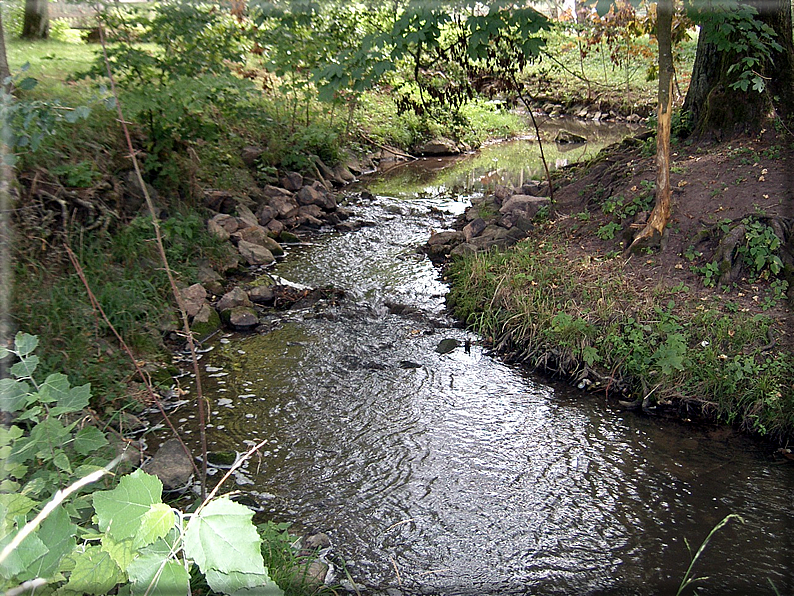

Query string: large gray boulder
499 195 549 220
416 137 460 156
179 283 207 318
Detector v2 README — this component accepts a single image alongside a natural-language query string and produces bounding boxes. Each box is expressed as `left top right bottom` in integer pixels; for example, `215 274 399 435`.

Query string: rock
436 338 460 354
179 283 207 318
217 287 253 311
427 230 464 246
313 157 344 186
279 231 301 244
269 195 300 218
499 194 550 220
281 172 304 191
207 218 230 242
289 560 328 591
236 204 259 228
304 533 331 550
210 213 241 235
231 226 284 256
333 163 356 183
554 130 587 144
196 263 223 286
143 438 194 491
297 185 337 211
256 205 276 227
335 220 363 233
493 185 512 203
262 185 294 199
248 285 275 305
190 303 221 337
463 218 487 241
450 242 477 259
266 219 284 236
627 113 642 123
221 306 259 330
123 170 158 215
241 145 264 168
416 137 460 156
237 240 275 266
298 204 324 219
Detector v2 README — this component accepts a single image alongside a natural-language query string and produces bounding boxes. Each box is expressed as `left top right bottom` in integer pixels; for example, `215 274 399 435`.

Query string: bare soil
546 127 794 348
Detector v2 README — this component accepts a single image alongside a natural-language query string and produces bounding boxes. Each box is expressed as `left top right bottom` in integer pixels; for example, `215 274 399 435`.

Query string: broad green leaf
14 332 38 357
127 555 190 596
0 493 36 518
10 355 38 379
134 503 176 549
184 498 265 576
21 505 76 581
101 533 137 569
74 426 110 455
93 469 163 541
53 450 73 473
205 568 283 596
0 525 49 580
37 372 70 404
50 383 91 416
0 378 30 413
65 545 124 595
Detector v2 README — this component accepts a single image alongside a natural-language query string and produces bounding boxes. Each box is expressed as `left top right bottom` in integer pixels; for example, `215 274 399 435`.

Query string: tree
630 0 674 251
22 0 49 40
0 14 11 85
683 0 794 138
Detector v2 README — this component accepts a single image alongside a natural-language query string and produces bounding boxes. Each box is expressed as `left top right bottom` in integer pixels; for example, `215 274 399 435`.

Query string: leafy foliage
0 334 284 596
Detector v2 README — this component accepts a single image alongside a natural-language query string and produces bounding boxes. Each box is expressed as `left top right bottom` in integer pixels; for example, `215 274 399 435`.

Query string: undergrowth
447 236 794 441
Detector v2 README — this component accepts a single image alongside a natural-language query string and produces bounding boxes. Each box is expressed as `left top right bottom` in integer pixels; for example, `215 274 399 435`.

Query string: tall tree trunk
0 14 11 86
630 0 674 252
683 0 794 138
22 0 49 40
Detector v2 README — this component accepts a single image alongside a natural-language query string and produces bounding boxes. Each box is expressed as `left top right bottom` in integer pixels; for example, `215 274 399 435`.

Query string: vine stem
96 19 208 498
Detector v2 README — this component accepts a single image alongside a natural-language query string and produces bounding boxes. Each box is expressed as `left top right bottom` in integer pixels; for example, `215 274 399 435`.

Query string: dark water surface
166 126 794 595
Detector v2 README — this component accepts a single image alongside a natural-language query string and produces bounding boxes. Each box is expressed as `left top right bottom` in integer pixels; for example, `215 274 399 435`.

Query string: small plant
573 210 591 221
596 221 622 240
737 218 783 280
683 245 702 262
51 161 102 188
693 261 720 287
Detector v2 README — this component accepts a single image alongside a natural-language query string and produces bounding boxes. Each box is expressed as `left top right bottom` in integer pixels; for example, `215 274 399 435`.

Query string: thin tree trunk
22 0 49 39
0 14 11 86
629 0 673 253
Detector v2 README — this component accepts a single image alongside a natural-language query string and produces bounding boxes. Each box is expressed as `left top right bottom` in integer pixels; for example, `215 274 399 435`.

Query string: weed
683 245 702 261
737 217 783 280
692 262 720 287
596 221 622 240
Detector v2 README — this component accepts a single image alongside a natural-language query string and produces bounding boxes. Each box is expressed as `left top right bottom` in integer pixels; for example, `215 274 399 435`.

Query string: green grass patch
447 236 794 441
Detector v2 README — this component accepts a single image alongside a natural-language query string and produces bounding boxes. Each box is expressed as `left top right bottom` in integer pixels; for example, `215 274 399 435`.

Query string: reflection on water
366 117 641 201
163 125 794 595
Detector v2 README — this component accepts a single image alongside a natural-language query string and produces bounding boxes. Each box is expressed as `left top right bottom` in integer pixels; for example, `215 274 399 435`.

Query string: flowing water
163 121 794 595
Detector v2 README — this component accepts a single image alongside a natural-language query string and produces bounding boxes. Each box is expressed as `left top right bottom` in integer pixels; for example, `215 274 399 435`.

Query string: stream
162 120 794 595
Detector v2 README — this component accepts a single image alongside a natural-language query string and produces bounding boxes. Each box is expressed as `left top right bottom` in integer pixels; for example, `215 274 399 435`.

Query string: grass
446 235 794 441
524 27 698 112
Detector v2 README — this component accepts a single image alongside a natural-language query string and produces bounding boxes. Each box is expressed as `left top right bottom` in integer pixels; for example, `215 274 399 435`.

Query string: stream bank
141 120 794 595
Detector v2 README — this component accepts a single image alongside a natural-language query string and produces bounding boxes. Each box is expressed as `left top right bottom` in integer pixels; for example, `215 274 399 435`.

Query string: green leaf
0 493 36 518
65 545 124 595
10 355 39 379
53 450 73 473
205 569 283 596
184 498 265 576
17 77 38 91
74 426 110 455
134 503 176 549
14 332 39 357
37 372 70 404
22 505 77 581
0 379 30 413
93 469 163 541
0 522 49 581
101 533 137 569
127 555 190 596
50 382 91 416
